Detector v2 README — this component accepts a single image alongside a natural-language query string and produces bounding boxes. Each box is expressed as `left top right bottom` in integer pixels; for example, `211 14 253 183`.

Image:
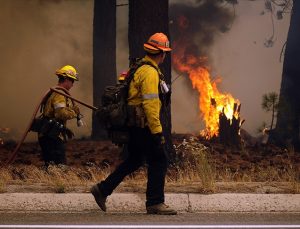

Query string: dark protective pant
98 127 168 207
38 135 66 166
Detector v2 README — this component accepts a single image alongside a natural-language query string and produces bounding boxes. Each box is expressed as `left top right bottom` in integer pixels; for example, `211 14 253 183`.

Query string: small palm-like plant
261 92 279 131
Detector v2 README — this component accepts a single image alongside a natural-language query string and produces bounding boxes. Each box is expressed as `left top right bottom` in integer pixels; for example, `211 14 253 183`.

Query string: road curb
0 193 299 213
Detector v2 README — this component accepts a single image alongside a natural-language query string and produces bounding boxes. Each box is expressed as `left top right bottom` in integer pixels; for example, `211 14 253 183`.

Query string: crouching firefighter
37 65 82 167
91 33 177 215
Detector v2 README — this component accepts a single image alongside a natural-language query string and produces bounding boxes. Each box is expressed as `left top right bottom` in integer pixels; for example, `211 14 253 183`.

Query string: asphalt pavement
1 212 300 226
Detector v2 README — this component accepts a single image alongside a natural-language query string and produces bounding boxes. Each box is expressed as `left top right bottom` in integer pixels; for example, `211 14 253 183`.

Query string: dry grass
0 161 299 193
0 138 299 194
0 165 112 193
171 137 217 192
0 179 7 193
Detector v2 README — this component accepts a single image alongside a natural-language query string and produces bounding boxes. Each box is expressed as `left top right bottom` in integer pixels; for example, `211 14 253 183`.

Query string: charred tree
218 103 243 147
128 0 176 161
270 0 300 150
92 0 116 139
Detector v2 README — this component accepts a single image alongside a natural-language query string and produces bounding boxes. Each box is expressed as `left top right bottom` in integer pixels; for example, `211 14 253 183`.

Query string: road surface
0 212 299 228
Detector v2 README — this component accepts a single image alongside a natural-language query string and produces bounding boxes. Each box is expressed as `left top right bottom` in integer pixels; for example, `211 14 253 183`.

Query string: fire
172 47 240 139
0 127 10 145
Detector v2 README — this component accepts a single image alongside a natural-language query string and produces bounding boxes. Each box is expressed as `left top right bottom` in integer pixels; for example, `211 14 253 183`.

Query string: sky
0 0 291 141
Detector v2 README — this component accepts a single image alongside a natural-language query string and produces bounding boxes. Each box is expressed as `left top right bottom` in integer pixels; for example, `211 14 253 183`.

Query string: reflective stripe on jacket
43 92 77 125
127 56 162 134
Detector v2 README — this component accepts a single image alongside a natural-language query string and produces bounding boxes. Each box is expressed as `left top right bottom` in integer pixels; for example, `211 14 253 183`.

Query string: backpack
30 86 75 140
96 59 157 144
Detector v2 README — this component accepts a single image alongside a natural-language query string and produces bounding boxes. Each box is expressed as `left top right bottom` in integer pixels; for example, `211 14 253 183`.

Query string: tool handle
50 87 98 111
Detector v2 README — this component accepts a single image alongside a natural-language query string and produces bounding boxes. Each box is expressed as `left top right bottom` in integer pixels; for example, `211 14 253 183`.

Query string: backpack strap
139 60 166 82
125 59 165 86
40 90 53 113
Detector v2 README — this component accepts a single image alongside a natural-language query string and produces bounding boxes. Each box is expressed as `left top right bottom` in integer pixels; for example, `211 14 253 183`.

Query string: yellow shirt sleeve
139 66 162 134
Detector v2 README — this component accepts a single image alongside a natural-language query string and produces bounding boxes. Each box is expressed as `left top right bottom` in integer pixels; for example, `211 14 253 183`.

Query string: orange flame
172 46 240 139
0 127 10 145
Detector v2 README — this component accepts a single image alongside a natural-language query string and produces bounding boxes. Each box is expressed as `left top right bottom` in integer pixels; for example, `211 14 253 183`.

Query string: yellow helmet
55 65 79 81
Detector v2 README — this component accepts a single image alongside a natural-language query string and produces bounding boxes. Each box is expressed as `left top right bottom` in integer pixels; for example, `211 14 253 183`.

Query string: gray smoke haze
0 0 290 142
0 0 93 141
170 1 234 59
168 0 235 134
169 0 290 135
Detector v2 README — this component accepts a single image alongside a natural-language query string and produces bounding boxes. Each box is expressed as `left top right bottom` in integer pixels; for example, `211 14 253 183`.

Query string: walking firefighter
4 65 98 167
91 32 177 215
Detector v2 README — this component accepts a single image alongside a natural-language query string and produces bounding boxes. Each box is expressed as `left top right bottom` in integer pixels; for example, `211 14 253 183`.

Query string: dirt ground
1 134 300 194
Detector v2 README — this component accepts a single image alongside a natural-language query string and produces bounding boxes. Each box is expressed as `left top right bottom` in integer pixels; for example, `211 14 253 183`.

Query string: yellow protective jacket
40 88 78 138
127 56 162 134
43 92 77 122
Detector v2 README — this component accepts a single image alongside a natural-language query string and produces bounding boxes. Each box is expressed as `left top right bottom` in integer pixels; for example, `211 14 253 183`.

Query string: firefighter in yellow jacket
91 33 177 215
38 65 80 167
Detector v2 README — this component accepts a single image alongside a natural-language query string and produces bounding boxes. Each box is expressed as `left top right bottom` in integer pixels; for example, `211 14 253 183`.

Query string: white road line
0 225 299 229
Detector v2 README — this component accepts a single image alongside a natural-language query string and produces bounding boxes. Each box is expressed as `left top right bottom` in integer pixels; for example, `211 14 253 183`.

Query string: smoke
169 0 290 136
0 0 290 141
170 0 235 59
0 0 93 141
169 0 235 134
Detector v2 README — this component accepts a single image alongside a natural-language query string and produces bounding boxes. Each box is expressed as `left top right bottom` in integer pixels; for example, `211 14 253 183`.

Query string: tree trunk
92 0 116 139
271 0 300 149
219 103 242 148
128 0 175 160
270 105 275 131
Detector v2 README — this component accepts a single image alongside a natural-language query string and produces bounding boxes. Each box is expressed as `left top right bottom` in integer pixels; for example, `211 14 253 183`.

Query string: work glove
77 114 84 127
152 133 166 146
152 133 167 157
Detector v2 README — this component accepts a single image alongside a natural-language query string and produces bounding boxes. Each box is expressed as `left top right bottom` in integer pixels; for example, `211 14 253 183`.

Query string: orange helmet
144 33 172 53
